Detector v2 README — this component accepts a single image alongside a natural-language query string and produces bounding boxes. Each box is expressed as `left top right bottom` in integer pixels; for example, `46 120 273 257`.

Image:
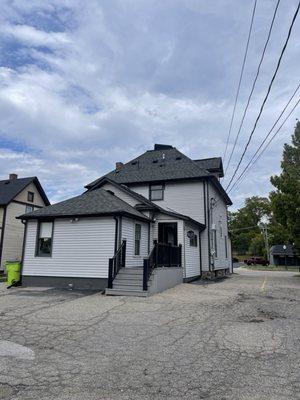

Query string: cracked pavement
0 268 299 400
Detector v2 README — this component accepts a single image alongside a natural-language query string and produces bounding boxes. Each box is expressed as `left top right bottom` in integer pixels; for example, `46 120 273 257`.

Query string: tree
270 122 300 250
249 234 266 257
229 196 271 255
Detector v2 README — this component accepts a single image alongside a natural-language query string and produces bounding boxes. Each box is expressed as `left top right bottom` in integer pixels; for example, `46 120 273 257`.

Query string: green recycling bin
5 261 21 286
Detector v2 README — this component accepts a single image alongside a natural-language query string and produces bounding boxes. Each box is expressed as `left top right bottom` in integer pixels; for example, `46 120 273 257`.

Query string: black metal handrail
108 240 126 288
143 241 182 291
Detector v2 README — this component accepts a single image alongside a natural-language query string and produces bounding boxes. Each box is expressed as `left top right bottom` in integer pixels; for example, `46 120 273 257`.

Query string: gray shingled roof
270 244 295 256
193 157 224 177
86 147 210 188
18 188 150 221
0 177 50 206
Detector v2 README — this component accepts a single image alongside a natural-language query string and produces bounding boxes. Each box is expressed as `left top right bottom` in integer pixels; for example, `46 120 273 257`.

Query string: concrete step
113 283 143 291
113 278 143 285
116 272 143 279
118 268 143 275
106 288 148 297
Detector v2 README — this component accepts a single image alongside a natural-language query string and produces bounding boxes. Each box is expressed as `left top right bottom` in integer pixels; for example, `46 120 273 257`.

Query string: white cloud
0 0 299 208
1 23 71 47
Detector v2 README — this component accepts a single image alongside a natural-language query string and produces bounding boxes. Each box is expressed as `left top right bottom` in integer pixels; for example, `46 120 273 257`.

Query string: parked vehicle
244 257 269 266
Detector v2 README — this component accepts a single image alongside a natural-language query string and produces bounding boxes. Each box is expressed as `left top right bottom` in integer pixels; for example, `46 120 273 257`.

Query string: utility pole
259 223 270 262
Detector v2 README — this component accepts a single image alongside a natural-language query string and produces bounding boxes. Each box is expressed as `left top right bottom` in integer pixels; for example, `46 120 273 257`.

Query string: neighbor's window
27 191 34 202
150 184 164 201
134 223 141 255
25 205 34 213
225 236 228 258
190 234 198 247
36 221 53 257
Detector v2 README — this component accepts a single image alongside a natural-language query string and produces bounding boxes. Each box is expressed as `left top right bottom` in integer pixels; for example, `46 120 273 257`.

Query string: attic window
27 191 34 202
131 161 138 165
152 159 158 163
150 184 164 201
106 190 115 196
176 156 182 160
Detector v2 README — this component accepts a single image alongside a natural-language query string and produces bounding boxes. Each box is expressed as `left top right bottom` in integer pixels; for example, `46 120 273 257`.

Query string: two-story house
0 174 50 272
19 145 232 296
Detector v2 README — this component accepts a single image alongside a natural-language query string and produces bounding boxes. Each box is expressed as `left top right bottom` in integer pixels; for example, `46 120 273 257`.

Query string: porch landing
105 268 148 297
105 267 183 297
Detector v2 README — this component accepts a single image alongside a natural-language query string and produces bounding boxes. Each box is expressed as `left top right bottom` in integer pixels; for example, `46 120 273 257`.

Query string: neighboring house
0 174 50 272
19 144 232 296
270 245 299 266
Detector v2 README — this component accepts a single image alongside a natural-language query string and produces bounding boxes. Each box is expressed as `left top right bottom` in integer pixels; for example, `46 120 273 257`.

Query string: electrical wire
224 0 281 176
222 0 258 165
225 0 300 191
228 95 300 193
228 83 300 192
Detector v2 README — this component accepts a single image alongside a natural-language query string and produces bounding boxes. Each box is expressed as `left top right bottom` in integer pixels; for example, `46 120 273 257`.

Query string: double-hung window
25 205 34 213
36 221 53 257
150 184 164 201
224 236 228 259
190 234 198 247
134 224 141 256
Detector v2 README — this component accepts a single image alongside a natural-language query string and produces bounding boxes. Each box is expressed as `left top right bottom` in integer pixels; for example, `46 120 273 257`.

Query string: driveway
0 269 299 400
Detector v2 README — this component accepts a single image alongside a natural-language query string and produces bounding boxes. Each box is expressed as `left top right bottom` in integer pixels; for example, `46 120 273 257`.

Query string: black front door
158 223 178 246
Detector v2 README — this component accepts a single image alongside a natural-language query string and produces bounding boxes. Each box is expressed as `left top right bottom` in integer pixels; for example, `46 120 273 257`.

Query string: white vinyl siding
127 185 149 199
130 181 205 224
121 217 149 267
208 183 230 270
23 217 115 278
184 221 201 278
101 183 139 207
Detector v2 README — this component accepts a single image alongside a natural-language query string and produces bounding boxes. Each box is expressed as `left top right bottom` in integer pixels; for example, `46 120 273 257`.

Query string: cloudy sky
0 0 299 208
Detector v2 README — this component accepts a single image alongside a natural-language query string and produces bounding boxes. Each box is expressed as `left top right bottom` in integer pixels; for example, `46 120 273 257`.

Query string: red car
244 257 269 266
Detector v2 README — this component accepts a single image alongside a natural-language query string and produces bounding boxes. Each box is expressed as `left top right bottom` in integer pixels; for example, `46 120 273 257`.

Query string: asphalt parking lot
0 268 299 400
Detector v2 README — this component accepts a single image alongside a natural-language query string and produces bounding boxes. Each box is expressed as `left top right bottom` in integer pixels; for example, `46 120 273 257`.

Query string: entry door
158 223 178 246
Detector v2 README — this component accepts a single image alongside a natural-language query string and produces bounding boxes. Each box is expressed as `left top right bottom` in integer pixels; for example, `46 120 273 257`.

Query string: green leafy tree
229 196 271 255
270 122 300 250
249 234 266 257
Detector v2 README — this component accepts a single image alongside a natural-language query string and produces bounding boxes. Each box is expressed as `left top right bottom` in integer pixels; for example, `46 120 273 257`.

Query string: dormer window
150 184 164 201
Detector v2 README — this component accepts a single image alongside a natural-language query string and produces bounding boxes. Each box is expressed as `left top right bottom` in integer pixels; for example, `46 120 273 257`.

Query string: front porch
105 240 183 297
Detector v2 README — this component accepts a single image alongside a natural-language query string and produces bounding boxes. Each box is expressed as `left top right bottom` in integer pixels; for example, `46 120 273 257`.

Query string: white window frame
36 221 53 257
25 205 34 213
134 223 141 256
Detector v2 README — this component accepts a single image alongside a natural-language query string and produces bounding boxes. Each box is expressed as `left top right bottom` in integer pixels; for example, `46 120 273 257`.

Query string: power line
228 95 300 193
224 0 281 177
228 83 300 192
225 0 300 191
222 0 258 165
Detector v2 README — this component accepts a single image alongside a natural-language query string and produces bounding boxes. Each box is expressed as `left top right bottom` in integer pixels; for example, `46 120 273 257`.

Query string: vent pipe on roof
9 173 18 180
115 162 124 171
